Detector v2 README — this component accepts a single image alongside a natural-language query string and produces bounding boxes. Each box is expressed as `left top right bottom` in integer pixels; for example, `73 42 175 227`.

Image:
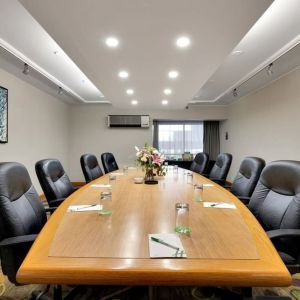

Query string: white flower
141 155 147 162
135 146 140 152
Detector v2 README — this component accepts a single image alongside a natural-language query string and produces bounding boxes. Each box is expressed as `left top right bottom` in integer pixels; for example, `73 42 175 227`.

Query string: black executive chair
101 152 119 174
0 162 52 299
35 159 77 208
231 157 265 204
248 160 300 274
190 152 209 175
208 153 232 186
80 154 103 183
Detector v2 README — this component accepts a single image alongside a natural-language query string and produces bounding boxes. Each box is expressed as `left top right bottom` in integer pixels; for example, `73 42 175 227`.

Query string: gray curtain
152 120 159 149
203 121 220 161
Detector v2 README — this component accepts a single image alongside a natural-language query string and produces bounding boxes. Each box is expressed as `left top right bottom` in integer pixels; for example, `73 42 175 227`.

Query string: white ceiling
0 0 273 109
193 0 300 104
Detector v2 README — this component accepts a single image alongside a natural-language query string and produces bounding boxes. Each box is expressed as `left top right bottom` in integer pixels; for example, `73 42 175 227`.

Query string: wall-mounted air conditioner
107 115 150 128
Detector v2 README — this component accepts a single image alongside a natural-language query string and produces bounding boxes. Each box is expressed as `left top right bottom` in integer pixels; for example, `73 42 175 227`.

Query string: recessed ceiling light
176 36 190 48
118 70 129 78
126 89 134 95
164 88 172 95
168 70 179 79
232 50 244 56
131 100 138 105
162 99 168 105
105 37 119 48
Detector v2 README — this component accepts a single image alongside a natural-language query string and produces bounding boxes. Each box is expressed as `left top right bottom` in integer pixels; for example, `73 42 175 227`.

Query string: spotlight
267 63 274 76
58 87 63 95
233 88 238 97
22 63 29 75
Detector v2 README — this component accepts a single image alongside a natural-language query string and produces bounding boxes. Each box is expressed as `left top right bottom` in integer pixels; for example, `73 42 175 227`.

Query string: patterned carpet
0 274 300 300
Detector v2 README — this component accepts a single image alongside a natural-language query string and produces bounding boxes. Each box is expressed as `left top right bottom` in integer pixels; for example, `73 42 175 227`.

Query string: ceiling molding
0 38 111 104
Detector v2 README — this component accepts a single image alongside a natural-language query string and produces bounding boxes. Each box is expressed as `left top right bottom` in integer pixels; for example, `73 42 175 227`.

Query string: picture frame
0 86 8 143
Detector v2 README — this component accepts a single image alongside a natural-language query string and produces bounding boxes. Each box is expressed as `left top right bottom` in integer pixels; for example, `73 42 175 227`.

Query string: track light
58 87 63 95
233 88 238 97
267 63 274 76
22 63 29 75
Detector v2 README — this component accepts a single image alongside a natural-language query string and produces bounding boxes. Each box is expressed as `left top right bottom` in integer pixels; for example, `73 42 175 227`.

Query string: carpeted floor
0 274 300 299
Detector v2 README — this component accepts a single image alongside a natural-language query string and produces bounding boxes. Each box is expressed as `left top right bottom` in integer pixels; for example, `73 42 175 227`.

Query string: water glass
173 165 178 174
175 203 191 234
109 174 117 185
100 191 112 201
123 165 128 175
186 173 193 184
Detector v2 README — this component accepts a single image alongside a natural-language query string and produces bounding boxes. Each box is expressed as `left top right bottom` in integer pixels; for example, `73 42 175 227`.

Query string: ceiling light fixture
233 88 238 97
232 50 244 56
58 87 63 95
131 100 138 105
176 36 190 48
105 37 119 48
162 99 168 105
118 70 129 78
267 63 274 76
168 70 179 79
164 88 172 95
22 63 29 75
126 89 134 95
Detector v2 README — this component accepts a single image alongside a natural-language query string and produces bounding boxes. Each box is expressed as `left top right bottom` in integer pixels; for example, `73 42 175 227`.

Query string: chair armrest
267 229 300 240
44 207 57 213
210 178 225 186
49 198 66 207
237 196 251 204
0 234 37 247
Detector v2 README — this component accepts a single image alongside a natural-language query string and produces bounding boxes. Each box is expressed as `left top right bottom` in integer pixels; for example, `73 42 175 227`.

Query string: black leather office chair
80 154 103 183
190 152 209 175
0 162 55 299
248 160 300 274
231 157 265 204
208 153 232 186
101 152 119 174
35 159 77 208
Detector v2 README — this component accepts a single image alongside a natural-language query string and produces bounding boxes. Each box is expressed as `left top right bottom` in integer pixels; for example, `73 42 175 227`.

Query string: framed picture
0 86 8 143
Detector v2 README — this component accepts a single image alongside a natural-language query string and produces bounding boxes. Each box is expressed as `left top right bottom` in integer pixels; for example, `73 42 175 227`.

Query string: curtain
152 120 159 149
203 121 220 161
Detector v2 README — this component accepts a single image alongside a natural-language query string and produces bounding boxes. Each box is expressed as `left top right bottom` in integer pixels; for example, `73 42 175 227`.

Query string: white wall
220 68 300 181
0 68 69 193
68 105 227 181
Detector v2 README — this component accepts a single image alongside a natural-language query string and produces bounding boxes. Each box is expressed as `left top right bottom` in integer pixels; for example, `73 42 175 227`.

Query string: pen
210 203 222 207
76 204 97 211
151 237 180 251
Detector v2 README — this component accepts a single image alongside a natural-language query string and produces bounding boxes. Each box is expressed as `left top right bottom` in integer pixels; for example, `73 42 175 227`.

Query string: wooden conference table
17 168 291 287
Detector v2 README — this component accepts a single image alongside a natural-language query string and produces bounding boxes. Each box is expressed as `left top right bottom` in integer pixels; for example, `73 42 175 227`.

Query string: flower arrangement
135 144 167 181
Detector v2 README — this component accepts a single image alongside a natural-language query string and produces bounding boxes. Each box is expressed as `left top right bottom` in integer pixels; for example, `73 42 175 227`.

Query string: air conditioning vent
107 115 150 128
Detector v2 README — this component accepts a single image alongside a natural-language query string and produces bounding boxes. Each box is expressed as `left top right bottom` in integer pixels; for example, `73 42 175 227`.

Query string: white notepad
203 202 236 209
148 233 187 258
90 184 111 188
111 172 124 176
67 204 102 212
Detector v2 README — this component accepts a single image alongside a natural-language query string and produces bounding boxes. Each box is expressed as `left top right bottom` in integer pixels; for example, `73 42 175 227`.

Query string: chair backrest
0 162 46 283
190 152 209 174
209 153 232 184
35 159 75 206
248 160 300 258
80 154 103 183
231 157 265 198
101 152 119 174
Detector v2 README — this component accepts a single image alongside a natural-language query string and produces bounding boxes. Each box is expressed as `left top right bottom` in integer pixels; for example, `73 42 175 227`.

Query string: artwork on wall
0 86 8 143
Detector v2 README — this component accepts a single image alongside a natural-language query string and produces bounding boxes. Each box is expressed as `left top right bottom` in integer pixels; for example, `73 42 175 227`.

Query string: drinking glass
173 165 178 174
186 173 193 184
175 203 191 234
109 174 117 185
123 165 128 175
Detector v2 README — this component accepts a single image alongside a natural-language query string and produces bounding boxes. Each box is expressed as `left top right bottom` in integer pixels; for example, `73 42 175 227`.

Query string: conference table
17 167 291 287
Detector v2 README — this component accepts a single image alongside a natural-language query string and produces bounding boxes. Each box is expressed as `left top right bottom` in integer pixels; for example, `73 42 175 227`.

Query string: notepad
203 202 236 209
67 204 102 212
112 172 124 176
148 233 187 258
203 183 214 187
90 184 111 188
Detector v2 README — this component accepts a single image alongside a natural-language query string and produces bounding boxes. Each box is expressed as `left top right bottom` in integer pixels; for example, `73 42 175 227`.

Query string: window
157 121 203 159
